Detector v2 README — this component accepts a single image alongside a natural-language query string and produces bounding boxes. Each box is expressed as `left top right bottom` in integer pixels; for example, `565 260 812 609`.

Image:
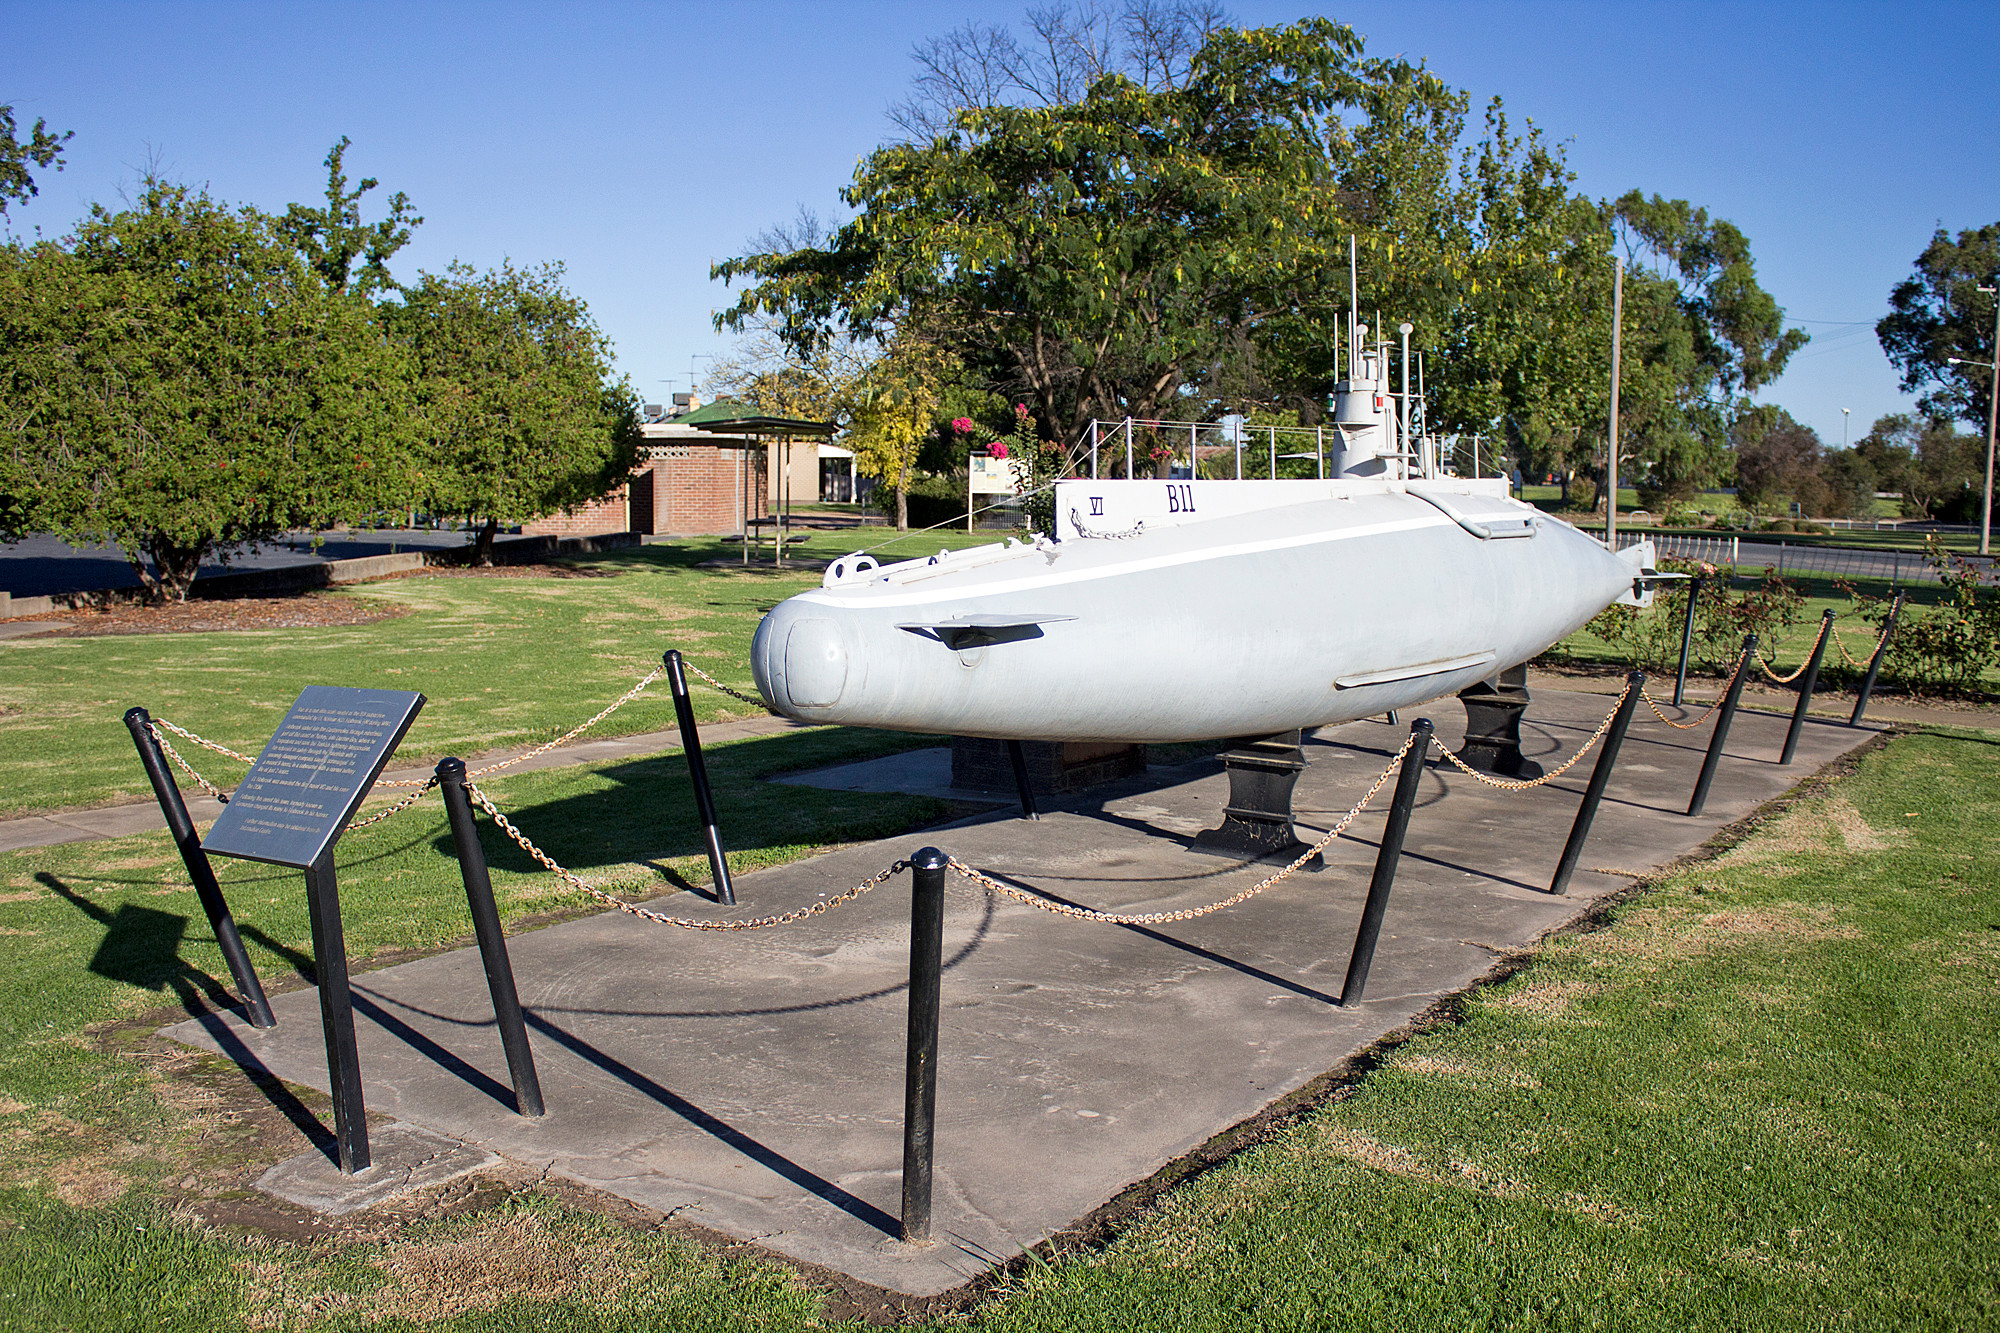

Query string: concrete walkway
0 714 809 854
167 689 1883 1297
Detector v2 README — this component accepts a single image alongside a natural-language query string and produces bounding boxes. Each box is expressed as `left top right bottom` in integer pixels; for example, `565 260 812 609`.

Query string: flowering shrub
950 416 974 435
1849 537 2000 696
987 441 1009 460
1581 557 1804 676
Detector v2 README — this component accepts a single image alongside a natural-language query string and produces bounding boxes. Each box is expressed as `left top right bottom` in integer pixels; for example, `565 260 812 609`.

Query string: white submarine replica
751 315 1654 748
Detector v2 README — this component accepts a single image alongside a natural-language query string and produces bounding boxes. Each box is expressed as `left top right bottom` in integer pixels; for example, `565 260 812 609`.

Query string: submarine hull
751 478 1647 744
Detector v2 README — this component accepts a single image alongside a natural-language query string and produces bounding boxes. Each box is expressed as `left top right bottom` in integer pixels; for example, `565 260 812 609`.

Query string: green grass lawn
3 532 1996 1329
0 531 1003 818
1 719 1995 1328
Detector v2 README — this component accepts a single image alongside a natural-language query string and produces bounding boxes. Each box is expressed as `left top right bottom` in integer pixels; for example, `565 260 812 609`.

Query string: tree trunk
472 517 499 566
895 462 910 531
131 535 208 606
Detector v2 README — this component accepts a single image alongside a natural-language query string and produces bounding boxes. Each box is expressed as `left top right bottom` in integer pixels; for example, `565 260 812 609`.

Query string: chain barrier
681 661 779 715
1641 651 1749 730
947 732 1418 926
147 724 239 803
465 780 906 929
147 660 673 818
1753 616 1832 685
1428 679 1633 790
1831 620 1891 670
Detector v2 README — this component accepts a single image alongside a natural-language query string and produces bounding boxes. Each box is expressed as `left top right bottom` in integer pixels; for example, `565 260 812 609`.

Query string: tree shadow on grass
457 730 953 890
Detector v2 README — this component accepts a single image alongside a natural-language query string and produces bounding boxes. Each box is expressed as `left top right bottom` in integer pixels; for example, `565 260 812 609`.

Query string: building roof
685 402 835 438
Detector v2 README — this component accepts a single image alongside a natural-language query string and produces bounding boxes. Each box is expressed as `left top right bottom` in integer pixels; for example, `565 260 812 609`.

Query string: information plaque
203 686 425 869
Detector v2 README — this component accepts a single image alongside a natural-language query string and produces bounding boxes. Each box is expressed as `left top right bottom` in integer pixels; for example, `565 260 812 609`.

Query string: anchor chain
465 781 906 929
1640 650 1751 730
946 732 1417 926
1831 619 1892 669
1066 508 1147 540
1753 616 1832 685
1429 679 1633 790
682 661 779 714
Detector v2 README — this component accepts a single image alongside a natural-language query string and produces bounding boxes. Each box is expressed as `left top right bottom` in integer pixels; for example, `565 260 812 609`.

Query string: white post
1090 419 1099 480
1190 422 1197 480
1980 284 1998 556
1124 417 1134 479
1269 426 1276 480
1317 425 1324 480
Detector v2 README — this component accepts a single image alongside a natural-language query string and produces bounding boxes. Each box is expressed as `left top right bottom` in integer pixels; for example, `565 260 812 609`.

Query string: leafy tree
0 181 413 601
0 104 70 219
839 334 948 530
1876 222 2000 428
717 18 1375 459
392 262 641 564
277 136 422 297
1856 412 1980 518
1732 406 1825 516
1609 193 1807 507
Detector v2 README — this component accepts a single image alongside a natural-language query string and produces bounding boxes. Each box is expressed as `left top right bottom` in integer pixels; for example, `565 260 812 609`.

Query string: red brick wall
520 444 767 538
522 491 628 538
646 444 768 536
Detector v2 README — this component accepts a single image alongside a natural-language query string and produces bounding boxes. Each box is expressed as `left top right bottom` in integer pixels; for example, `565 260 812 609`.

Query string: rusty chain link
1831 620 1891 669
682 660 779 714
1429 678 1633 790
946 731 1418 926
1640 650 1750 730
1754 616 1832 685
465 780 905 929
147 724 239 803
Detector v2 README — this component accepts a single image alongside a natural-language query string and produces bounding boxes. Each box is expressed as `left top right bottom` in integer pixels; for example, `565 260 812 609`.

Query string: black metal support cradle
901 847 948 1244
436 758 545 1118
1688 636 1757 818
1340 718 1433 1006
663 650 736 905
1548 673 1645 896
1005 740 1041 821
123 707 275 1029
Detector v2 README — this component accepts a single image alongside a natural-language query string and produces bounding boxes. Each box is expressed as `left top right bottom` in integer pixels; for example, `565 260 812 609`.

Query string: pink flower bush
951 416 974 435
988 441 1009 459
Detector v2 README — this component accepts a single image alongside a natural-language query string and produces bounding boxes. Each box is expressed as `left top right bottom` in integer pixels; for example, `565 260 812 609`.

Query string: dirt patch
1309 1125 1444 1183
361 1210 639 1322
1490 976 1600 1019
11 594 411 638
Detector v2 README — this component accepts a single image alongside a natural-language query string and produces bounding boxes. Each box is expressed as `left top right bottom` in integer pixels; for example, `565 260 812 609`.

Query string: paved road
0 530 480 598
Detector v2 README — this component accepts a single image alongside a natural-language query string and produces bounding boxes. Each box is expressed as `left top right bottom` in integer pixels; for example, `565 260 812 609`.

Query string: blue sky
4 1 1995 448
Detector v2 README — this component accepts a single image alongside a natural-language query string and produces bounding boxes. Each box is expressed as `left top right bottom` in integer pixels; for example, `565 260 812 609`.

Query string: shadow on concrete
978 869 1345 1008
522 1010 902 1236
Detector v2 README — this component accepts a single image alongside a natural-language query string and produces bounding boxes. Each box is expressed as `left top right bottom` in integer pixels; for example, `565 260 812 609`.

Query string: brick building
523 398 783 540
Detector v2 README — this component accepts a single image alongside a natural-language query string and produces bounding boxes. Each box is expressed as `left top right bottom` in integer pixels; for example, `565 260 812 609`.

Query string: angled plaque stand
202 686 426 1175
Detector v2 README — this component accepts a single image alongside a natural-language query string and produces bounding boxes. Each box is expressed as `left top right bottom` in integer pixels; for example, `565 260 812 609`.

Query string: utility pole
1983 284 1998 558
1952 286 1999 557
1607 255 1625 545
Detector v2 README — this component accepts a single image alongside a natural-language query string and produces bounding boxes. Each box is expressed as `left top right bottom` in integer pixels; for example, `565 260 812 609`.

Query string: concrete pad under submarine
753 476 1654 743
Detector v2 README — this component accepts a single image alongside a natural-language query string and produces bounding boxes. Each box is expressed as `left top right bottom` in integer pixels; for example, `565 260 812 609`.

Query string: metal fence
1608 532 1995 587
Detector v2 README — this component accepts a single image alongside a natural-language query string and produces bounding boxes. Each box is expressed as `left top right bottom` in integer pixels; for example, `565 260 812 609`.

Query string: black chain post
1005 740 1040 821
302 850 369 1174
436 758 545 1117
663 651 735 905
1850 592 1902 727
1688 636 1757 818
123 708 275 1029
901 847 948 1245
1549 673 1645 895
1673 575 1703 707
1780 611 1836 766
1340 719 1433 1006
